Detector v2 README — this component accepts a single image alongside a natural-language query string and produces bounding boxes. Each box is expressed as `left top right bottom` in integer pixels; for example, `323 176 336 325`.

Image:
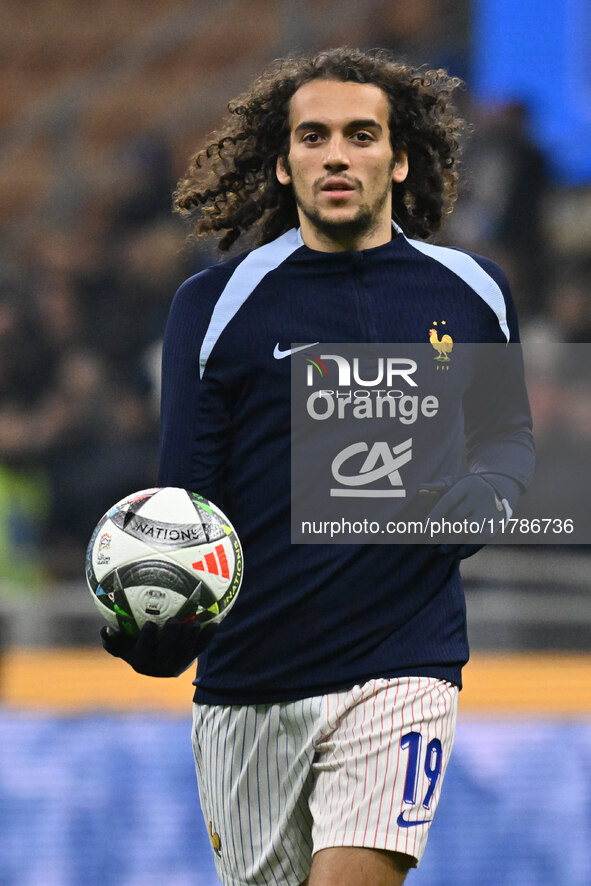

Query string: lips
320 179 357 202
321 178 355 192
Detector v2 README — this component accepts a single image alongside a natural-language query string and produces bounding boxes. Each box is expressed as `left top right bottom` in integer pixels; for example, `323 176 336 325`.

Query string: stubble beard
298 201 375 243
292 177 393 246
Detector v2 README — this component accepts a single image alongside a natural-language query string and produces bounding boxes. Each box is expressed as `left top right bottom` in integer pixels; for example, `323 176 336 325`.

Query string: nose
323 135 349 170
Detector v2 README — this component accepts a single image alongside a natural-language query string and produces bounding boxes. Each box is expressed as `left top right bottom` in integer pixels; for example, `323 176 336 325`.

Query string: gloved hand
421 474 511 559
100 617 217 678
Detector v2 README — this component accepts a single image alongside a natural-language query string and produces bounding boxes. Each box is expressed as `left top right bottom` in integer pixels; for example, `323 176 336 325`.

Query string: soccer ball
85 487 243 637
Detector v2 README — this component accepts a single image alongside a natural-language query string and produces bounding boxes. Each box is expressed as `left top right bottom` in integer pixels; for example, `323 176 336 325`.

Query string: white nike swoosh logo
273 342 319 359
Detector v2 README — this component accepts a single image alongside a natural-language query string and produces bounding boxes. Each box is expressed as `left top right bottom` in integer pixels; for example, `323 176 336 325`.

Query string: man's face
276 79 408 251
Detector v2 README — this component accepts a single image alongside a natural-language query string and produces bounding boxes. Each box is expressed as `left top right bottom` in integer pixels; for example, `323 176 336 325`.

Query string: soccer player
102 49 534 885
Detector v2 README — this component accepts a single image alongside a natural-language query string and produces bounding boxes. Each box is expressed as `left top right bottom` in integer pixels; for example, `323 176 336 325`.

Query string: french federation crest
429 321 453 369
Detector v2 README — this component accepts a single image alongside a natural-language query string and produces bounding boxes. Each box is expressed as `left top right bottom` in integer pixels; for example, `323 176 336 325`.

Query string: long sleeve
462 264 535 508
158 276 231 510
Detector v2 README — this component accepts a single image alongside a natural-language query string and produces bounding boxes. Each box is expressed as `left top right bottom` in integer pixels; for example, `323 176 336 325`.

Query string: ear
391 149 409 184
276 155 292 186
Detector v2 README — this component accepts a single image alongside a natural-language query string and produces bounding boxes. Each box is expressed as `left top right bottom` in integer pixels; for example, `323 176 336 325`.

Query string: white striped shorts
192 676 458 886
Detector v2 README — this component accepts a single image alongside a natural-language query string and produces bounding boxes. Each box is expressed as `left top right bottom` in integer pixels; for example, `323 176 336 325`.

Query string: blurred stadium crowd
0 0 590 586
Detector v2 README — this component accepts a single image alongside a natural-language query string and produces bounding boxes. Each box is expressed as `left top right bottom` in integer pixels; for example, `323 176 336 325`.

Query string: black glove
100 617 217 678
421 474 510 559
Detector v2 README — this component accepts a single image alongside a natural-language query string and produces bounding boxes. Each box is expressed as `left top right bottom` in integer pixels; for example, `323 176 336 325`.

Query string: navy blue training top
158 227 534 704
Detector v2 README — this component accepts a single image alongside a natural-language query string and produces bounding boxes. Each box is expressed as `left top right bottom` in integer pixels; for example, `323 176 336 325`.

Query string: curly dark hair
174 47 465 251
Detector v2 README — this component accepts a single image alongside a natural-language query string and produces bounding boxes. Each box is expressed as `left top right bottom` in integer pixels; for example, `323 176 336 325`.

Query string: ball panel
90 517 166 583
125 487 196 522
86 512 109 591
171 531 243 623
112 558 198 597
170 536 238 595
125 584 189 629
90 591 119 629
109 507 213 549
110 487 160 511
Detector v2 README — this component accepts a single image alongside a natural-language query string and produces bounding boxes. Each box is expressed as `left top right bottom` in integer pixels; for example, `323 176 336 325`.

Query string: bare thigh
302 846 413 886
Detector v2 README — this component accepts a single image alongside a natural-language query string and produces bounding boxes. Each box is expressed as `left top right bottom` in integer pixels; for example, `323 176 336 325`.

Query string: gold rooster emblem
209 820 222 856
429 321 453 369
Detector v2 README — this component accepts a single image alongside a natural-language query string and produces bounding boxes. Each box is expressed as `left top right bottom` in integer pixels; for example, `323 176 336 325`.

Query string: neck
298 214 394 252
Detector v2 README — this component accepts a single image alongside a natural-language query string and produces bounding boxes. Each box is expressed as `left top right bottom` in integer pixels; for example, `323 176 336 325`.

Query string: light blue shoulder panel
405 238 511 342
199 228 304 377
